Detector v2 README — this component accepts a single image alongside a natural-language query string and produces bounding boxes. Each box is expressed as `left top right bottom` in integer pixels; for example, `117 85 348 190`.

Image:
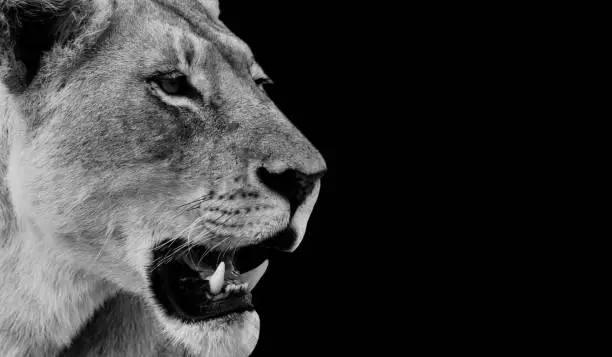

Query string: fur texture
0 0 325 356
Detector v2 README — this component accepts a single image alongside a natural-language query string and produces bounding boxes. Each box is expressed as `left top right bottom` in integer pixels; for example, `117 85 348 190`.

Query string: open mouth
149 235 281 323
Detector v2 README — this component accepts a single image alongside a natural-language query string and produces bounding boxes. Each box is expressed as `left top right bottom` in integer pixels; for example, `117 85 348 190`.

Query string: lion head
0 0 325 355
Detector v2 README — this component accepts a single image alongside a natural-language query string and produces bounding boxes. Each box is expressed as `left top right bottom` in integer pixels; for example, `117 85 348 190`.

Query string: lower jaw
160 310 261 357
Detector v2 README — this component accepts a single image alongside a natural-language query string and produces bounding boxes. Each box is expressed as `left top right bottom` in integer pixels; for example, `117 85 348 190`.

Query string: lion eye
156 76 192 96
255 77 273 92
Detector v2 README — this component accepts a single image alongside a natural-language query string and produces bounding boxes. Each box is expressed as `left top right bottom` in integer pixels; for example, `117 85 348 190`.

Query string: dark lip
168 293 254 322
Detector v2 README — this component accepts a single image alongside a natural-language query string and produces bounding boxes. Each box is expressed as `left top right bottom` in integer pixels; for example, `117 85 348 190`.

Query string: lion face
4 0 325 355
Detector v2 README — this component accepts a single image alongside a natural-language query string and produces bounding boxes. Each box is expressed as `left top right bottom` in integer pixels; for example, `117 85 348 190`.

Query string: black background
219 2 364 356
215 3 554 355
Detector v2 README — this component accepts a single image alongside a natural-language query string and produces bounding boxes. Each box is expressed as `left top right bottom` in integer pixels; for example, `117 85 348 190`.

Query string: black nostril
256 167 324 215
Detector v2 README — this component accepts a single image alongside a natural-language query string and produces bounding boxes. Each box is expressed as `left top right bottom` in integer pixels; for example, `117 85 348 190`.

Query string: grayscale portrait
0 0 329 356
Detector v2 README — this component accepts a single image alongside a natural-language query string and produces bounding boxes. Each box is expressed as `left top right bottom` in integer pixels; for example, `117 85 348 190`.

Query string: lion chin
160 310 260 357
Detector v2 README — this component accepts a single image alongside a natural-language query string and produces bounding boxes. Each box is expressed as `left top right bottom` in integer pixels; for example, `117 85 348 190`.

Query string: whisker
175 198 206 210
90 227 113 268
151 239 192 271
196 232 232 267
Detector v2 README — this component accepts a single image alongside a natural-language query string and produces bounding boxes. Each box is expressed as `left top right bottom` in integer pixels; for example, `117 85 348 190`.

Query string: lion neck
0 87 117 355
0 222 118 355
1 85 21 247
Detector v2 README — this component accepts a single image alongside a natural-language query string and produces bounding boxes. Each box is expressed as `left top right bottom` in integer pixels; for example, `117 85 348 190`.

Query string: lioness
0 0 326 356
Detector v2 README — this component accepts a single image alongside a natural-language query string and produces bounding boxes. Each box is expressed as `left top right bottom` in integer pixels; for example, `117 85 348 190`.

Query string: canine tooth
207 262 225 294
241 260 269 293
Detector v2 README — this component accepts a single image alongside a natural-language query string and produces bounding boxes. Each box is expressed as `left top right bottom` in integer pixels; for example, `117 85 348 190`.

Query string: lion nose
256 167 326 215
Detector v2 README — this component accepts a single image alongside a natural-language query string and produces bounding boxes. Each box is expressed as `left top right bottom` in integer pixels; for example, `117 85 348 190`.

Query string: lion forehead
144 0 253 61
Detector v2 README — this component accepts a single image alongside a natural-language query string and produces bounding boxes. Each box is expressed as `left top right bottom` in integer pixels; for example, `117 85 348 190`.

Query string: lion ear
0 0 90 88
201 0 220 18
